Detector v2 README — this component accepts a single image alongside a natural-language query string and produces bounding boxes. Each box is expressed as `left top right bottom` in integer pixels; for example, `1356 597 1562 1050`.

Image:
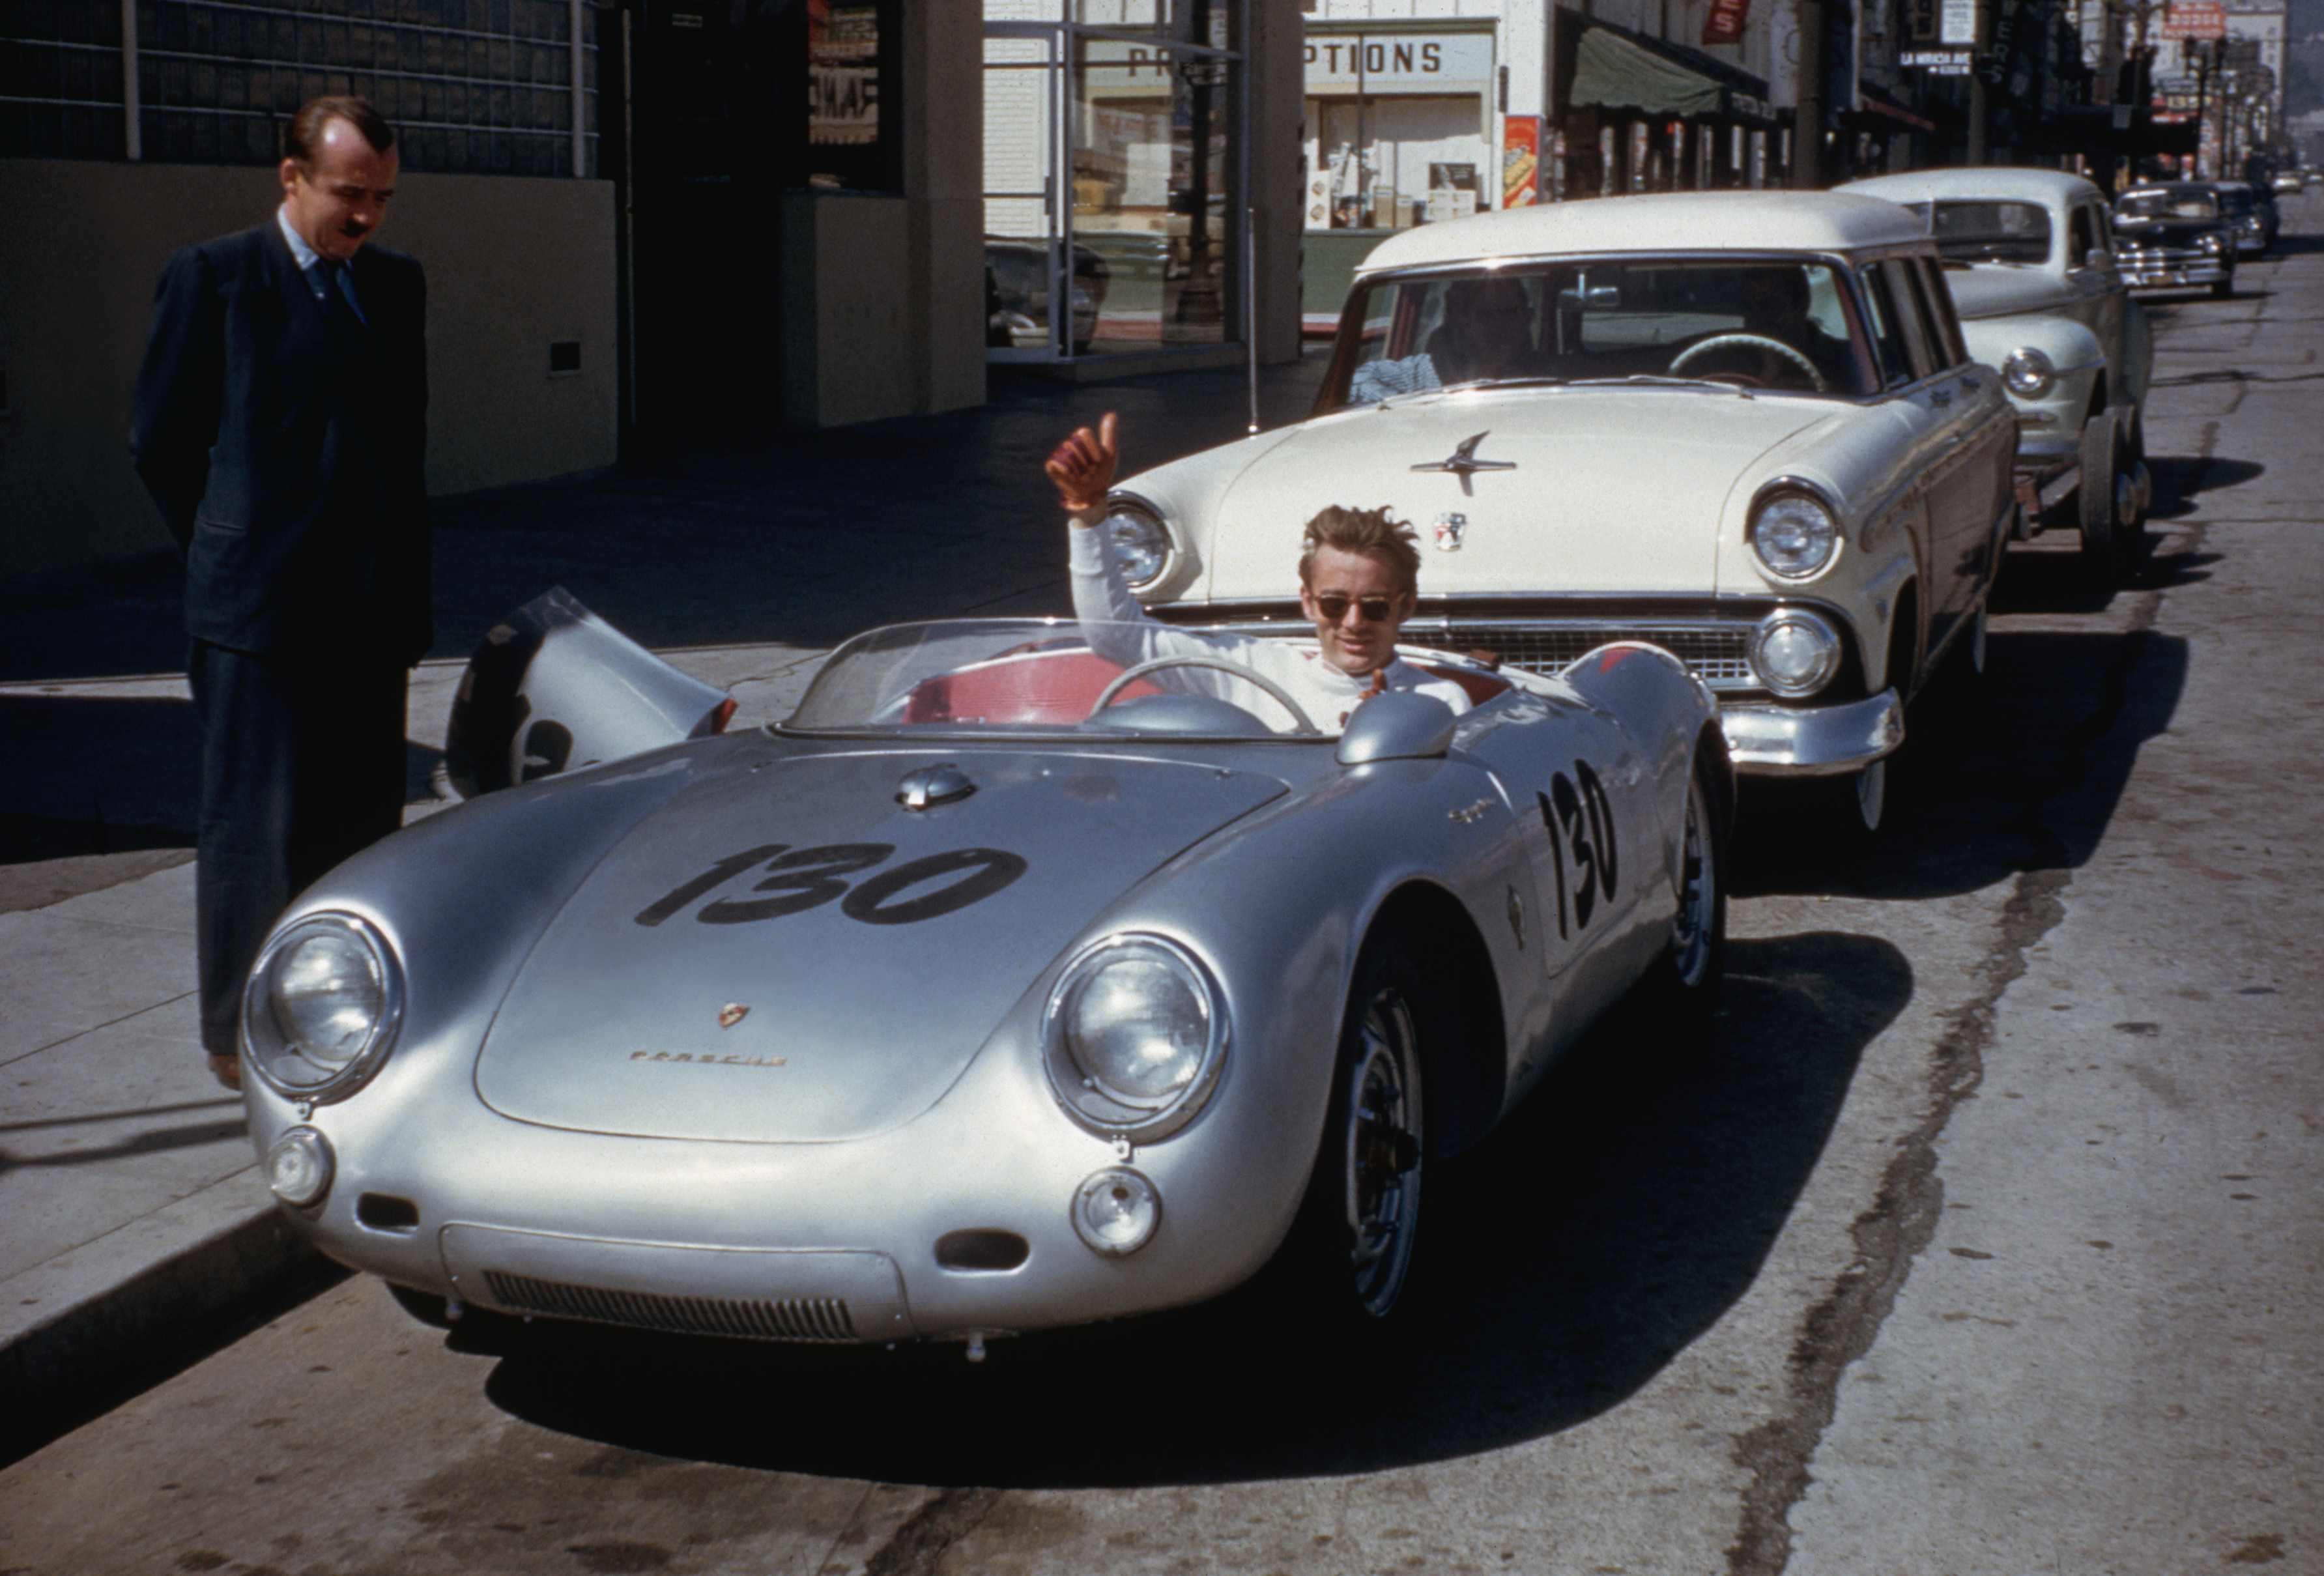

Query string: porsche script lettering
630 1051 788 1067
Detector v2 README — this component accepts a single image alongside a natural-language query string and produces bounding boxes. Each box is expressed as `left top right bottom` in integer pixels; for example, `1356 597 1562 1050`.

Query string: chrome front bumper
2117 251 2231 287
1720 689 1904 775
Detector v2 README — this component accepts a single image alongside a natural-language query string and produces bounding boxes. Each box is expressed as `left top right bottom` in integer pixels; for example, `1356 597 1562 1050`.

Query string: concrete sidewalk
0 351 1332 1457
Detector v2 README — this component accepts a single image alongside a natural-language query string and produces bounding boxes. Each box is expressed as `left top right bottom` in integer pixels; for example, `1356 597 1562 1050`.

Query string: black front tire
2078 413 2127 587
1642 749 1729 1039
1273 932 1435 1345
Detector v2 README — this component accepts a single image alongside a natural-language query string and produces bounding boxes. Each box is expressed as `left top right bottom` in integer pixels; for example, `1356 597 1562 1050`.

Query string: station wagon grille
1416 623 1756 686
481 1269 860 1342
1187 615 1764 690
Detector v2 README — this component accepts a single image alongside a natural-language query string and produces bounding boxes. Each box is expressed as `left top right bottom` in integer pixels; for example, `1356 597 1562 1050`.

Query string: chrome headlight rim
241 912 403 1103
1747 481 1842 582
1750 607 1844 698
1102 491 1177 594
1042 932 1228 1141
2001 345 2057 399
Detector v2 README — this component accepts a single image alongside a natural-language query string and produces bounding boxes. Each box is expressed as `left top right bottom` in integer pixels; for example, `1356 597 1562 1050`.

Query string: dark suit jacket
131 221 431 664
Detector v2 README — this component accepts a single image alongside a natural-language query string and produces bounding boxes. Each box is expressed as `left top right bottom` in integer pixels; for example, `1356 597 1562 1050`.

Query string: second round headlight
1749 491 1840 580
1751 609 1844 698
1044 935 1226 1139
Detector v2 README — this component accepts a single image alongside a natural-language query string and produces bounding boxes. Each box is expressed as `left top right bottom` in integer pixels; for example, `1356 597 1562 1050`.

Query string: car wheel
1277 933 1433 1341
2078 412 2127 586
1642 749 1729 1038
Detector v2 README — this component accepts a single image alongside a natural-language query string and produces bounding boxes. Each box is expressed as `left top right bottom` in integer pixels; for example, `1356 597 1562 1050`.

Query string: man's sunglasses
1312 593 1398 623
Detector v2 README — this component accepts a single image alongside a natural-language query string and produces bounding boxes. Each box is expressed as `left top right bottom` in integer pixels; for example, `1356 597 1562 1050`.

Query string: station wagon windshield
1324 257 1872 409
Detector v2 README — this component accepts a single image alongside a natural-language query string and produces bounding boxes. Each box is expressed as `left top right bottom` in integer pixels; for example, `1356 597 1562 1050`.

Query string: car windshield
2118 190 2216 220
782 618 1490 740
1323 256 1872 408
1901 200 2051 263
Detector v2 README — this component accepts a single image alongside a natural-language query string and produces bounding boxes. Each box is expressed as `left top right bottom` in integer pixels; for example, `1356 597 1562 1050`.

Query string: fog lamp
1751 610 1843 698
265 1126 335 1208
1072 1167 1161 1255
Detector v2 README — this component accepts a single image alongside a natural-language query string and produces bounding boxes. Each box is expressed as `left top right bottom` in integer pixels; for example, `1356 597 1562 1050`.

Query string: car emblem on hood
1433 512 1467 552
719 1003 749 1029
1411 431 1517 496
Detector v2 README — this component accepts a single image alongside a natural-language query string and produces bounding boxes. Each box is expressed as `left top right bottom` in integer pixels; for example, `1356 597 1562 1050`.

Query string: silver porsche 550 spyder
240 599 1730 1353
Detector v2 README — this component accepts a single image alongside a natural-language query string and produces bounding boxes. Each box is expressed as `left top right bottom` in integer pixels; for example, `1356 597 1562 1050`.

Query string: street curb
0 1202 340 1463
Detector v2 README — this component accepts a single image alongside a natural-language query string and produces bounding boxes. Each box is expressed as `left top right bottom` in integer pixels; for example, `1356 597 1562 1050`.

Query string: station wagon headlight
242 914 403 1101
2002 346 2056 398
1044 934 1226 1140
1751 609 1843 698
1749 490 1839 580
1104 496 1173 592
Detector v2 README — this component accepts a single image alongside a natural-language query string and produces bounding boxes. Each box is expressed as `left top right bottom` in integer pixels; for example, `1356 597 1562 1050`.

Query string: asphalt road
3 199 2319 1576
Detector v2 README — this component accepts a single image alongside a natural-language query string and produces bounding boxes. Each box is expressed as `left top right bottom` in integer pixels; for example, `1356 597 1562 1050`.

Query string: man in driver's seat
1046 413 1474 729
1730 266 1862 392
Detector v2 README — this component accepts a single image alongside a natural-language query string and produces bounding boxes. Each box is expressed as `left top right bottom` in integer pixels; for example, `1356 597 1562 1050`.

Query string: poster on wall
809 1 879 149
1502 116 1540 207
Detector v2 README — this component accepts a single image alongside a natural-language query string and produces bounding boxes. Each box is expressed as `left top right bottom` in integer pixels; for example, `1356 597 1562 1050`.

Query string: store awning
1566 19 1775 124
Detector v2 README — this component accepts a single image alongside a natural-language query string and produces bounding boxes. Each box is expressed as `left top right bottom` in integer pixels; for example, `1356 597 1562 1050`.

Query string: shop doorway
983 3 1246 365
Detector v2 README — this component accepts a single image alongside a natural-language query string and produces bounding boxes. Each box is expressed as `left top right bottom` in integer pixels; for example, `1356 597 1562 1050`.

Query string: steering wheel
1089 654 1320 735
1669 334 1828 393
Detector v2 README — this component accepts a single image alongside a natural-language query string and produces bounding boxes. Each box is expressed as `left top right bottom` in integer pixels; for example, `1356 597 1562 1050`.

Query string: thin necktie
309 261 368 332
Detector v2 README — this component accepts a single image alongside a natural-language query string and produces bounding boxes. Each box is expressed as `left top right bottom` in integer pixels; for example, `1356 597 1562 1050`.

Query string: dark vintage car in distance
2110 184 2238 296
2209 180 2277 256
986 235 1110 354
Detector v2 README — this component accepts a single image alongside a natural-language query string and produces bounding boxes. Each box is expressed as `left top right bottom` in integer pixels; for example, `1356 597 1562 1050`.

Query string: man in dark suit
131 96 430 1089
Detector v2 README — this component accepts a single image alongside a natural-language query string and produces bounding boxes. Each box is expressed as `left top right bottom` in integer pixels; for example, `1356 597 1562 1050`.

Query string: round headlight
1072 1167 1162 1255
242 914 402 1100
2002 346 2056 398
264 1126 335 1207
1104 497 1174 591
1751 609 1844 698
1749 491 1839 580
1044 935 1226 1139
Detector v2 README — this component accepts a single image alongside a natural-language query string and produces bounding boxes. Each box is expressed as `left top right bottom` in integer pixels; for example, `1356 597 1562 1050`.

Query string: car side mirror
1337 690 1457 765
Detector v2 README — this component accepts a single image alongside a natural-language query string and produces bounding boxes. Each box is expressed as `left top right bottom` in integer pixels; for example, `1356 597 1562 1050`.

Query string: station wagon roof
1353 191 1930 277
1841 167 2104 208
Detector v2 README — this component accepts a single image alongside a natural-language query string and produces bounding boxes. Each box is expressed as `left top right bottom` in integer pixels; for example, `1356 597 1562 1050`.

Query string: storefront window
1302 27 1499 234
984 1 1244 362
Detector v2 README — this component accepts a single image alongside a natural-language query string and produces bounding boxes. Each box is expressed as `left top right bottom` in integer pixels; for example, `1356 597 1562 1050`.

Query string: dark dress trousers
130 221 430 1056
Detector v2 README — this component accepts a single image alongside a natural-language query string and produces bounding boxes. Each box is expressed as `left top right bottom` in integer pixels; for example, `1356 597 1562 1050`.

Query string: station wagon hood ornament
1411 431 1518 495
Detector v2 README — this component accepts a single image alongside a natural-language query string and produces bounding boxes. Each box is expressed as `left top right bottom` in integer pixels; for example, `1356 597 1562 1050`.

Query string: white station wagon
1104 192 2018 832
1844 167 2153 584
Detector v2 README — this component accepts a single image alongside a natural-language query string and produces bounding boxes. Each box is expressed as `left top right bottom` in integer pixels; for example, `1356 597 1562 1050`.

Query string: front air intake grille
482 1270 859 1342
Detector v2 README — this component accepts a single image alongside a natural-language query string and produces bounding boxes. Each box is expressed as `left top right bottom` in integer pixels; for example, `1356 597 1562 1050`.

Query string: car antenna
1246 205 1262 435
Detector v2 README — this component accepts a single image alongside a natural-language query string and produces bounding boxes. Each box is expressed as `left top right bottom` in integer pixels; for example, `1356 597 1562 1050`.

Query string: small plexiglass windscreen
1328 257 1874 408
784 620 1334 738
